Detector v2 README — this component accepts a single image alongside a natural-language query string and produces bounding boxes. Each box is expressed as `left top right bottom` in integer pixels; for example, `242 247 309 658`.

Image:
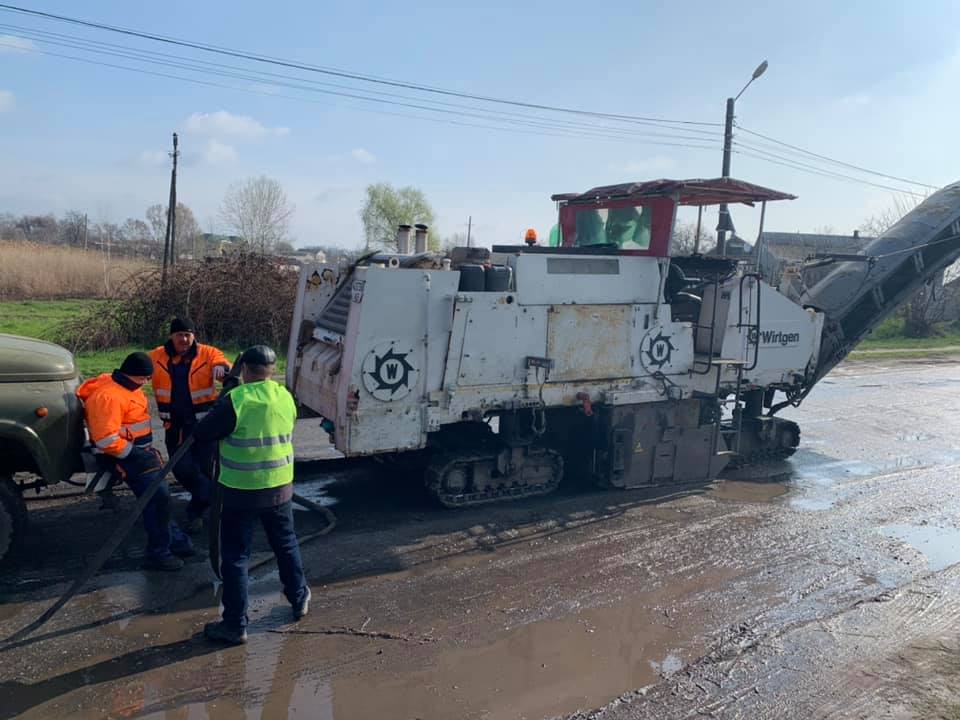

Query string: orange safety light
524 228 538 245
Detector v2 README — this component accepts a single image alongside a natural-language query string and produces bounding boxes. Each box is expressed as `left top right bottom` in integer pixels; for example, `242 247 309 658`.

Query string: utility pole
82 213 88 252
161 132 179 288
716 60 767 256
466 215 472 248
717 97 735 255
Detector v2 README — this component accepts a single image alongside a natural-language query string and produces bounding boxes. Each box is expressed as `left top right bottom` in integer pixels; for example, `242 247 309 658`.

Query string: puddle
328 600 697 720
883 524 960 572
710 480 789 504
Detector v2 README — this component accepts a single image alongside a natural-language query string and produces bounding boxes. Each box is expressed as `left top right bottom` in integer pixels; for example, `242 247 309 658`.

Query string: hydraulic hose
1 437 195 645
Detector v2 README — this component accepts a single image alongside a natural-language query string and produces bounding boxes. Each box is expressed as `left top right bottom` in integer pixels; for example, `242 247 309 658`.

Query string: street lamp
717 60 768 255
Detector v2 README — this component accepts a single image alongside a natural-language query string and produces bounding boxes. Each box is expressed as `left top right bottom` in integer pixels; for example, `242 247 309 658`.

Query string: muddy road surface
3 358 960 719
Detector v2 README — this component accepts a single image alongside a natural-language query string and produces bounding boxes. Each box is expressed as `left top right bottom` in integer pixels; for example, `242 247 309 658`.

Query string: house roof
552 177 797 206
759 231 873 260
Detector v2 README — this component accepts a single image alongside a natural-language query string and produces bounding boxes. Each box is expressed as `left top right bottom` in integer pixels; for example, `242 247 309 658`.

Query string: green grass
855 334 960 350
0 299 103 340
1 299 286 380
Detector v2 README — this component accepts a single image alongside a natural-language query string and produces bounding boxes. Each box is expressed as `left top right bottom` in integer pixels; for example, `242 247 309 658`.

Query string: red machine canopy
551 177 797 207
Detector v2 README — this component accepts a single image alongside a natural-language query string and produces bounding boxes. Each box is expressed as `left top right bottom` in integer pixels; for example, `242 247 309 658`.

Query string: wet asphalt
3 357 960 718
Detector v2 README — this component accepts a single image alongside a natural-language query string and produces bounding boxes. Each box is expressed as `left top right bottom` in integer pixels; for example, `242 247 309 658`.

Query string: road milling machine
288 177 960 507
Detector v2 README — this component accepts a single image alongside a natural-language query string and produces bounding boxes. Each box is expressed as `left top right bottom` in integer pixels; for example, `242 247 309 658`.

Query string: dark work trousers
165 424 213 521
112 462 193 560
219 500 308 630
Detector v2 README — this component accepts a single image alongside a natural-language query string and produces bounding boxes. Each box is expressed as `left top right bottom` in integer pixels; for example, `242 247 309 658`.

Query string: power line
733 145 927 197
735 123 937 189
0 22 722 141
0 24 722 145
0 38 721 153
3 4 933 195
0 3 721 129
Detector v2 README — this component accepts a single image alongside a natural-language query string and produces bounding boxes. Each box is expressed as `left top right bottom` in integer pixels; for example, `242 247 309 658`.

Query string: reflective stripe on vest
218 380 297 491
123 419 152 434
95 434 120 449
191 385 216 400
223 433 292 448
220 455 294 471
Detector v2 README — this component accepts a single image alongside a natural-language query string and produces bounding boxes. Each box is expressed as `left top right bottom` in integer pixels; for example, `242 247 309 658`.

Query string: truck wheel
0 474 28 562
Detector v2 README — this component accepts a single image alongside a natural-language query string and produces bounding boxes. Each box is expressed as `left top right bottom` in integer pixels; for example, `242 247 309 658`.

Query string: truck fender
0 420 55 483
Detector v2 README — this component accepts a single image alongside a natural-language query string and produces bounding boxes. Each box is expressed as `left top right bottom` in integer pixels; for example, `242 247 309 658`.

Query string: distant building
757 230 873 288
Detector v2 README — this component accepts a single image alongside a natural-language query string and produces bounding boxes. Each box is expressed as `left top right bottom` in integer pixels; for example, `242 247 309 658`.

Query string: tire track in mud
564 457 960 720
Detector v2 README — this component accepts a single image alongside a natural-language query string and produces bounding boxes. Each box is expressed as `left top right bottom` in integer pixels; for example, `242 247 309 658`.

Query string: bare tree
60 211 87 247
174 203 200 259
122 218 151 257
219 175 294 253
15 214 59 244
145 202 201 259
670 221 716 255
443 231 471 251
146 204 167 248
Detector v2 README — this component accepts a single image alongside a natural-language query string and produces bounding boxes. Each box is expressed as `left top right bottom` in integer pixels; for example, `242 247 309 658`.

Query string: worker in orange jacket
77 351 193 571
149 318 231 534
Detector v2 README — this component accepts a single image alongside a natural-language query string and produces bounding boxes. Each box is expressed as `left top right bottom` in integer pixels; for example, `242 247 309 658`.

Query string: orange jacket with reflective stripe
76 372 153 458
149 342 230 424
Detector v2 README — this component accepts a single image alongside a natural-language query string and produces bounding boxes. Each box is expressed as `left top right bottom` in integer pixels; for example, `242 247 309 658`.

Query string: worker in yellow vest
191 345 310 644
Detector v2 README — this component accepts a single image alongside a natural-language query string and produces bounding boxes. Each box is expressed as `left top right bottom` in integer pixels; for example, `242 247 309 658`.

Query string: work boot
170 525 195 557
204 621 247 645
171 544 196 559
141 554 184 571
292 587 312 621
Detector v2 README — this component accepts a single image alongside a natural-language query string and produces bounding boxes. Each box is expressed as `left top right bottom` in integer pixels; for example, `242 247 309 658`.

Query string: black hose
1 438 195 645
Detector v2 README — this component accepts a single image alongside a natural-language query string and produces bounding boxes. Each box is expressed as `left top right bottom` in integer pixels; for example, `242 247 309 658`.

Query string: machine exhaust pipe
396 224 412 254
414 223 428 253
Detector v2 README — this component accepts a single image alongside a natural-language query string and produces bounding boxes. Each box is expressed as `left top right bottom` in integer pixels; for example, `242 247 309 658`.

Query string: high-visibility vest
77 373 153 458
150 342 230 424
218 380 297 491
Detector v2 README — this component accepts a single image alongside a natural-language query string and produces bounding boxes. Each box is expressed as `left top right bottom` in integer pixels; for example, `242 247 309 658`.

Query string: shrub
58 251 297 352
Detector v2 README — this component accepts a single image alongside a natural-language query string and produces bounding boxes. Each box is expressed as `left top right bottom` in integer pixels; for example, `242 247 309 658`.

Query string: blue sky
1 0 959 249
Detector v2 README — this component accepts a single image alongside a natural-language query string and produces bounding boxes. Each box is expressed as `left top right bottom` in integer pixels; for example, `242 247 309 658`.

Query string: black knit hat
170 317 196 334
240 345 277 366
119 351 154 377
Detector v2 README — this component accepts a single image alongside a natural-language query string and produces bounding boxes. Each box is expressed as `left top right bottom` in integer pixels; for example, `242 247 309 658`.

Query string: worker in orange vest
77 351 193 570
149 318 231 534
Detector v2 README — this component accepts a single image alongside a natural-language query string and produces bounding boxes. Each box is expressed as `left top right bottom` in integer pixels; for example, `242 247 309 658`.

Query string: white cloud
204 139 238 165
0 90 14 112
0 35 33 54
184 110 289 139
351 148 376 165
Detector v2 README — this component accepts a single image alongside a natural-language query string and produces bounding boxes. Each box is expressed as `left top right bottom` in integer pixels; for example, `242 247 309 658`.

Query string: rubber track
426 450 563 508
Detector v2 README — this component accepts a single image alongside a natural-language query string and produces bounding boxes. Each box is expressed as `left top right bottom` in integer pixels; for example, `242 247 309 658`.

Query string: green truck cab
0 333 86 560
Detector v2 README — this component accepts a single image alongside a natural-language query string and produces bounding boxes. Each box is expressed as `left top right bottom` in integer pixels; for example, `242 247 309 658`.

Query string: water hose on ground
1 438 195 645
4 446 337 645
